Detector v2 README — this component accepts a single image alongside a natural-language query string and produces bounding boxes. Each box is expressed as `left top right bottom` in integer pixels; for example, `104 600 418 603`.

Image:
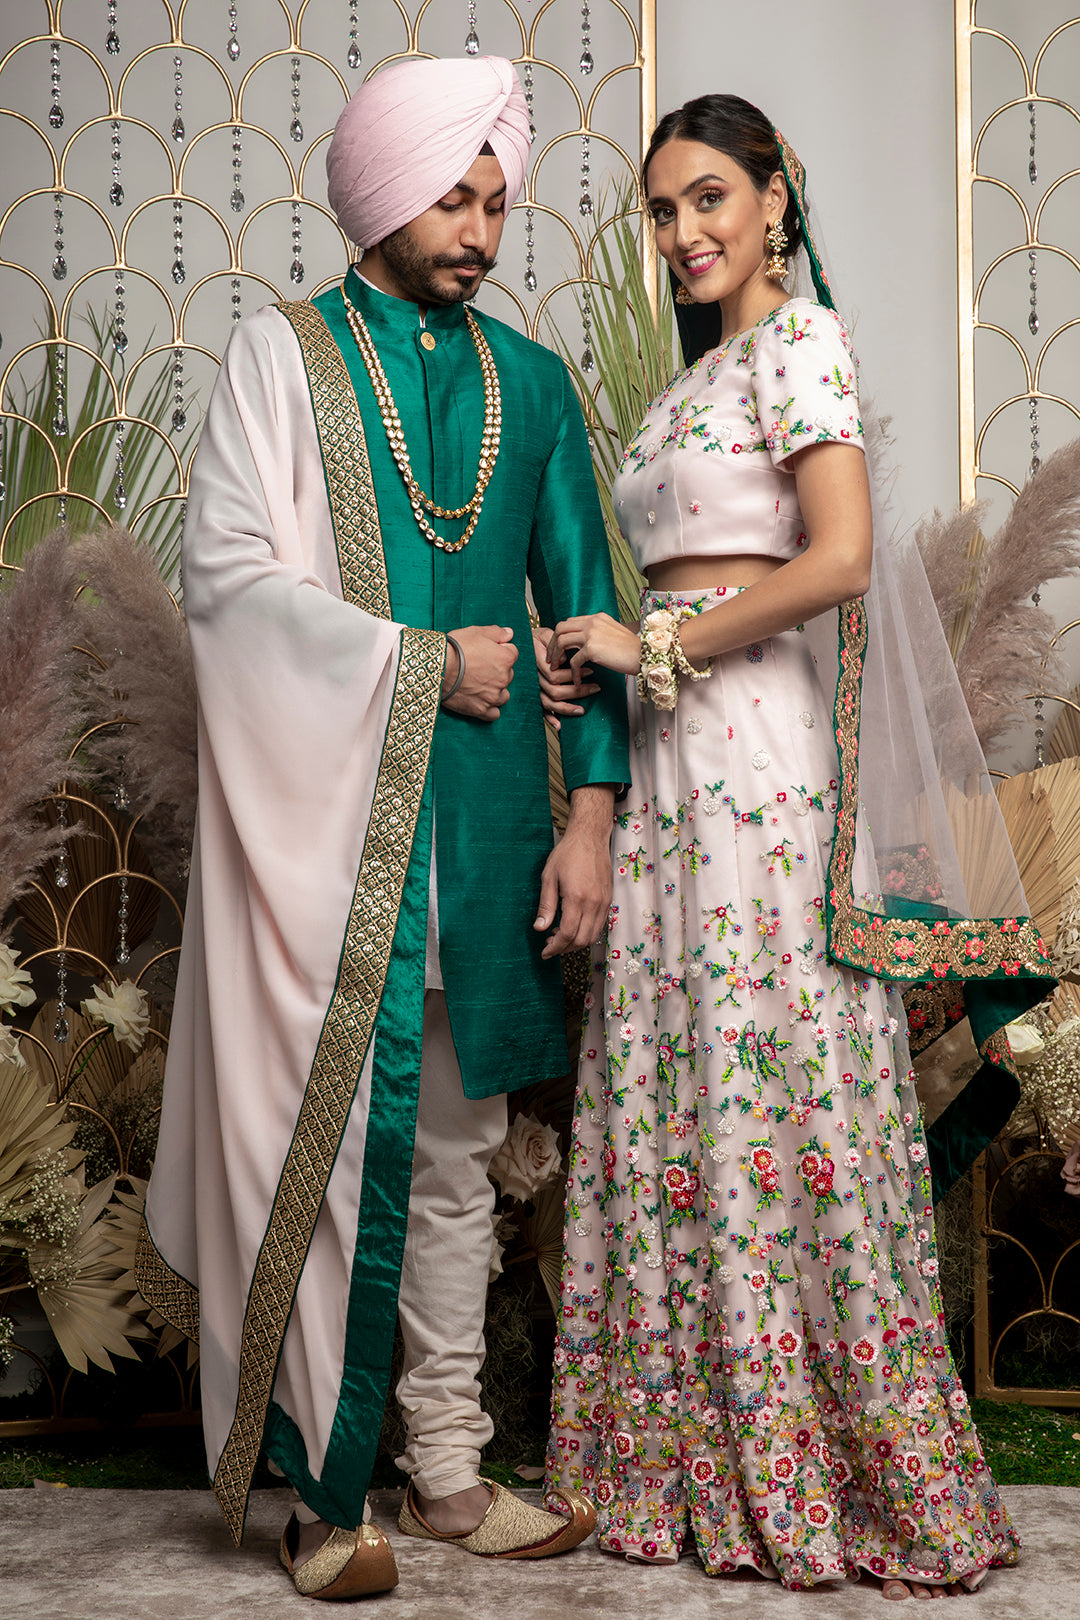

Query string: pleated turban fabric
326 55 531 250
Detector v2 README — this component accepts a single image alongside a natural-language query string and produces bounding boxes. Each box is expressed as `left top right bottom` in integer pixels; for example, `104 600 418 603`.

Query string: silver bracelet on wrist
444 633 466 698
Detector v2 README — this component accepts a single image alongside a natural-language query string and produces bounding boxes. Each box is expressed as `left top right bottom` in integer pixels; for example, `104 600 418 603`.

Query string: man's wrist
564 782 617 835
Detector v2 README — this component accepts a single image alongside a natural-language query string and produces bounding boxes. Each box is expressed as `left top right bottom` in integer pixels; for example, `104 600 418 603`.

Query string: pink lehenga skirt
545 588 1018 1589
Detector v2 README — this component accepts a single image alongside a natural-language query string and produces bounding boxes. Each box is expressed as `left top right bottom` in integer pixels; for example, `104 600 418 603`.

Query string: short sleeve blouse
612 298 864 573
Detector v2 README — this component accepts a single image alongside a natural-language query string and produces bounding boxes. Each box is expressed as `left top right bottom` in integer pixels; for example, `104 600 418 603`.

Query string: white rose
82 978 150 1053
644 666 677 710
0 944 35 1016
1005 1020 1044 1066
489 1112 562 1203
0 1023 26 1069
643 609 675 632
643 626 674 652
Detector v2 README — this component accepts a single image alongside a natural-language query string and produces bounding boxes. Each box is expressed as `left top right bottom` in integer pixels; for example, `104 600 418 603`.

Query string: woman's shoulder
757 297 856 361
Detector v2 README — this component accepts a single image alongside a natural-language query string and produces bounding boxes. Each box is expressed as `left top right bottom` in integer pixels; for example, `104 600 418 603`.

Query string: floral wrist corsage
636 606 712 710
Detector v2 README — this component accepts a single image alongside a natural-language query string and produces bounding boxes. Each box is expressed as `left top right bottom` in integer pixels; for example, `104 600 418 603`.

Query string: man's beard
379 224 496 306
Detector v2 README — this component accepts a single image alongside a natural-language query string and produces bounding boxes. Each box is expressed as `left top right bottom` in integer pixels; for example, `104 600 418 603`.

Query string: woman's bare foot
411 1482 492 1535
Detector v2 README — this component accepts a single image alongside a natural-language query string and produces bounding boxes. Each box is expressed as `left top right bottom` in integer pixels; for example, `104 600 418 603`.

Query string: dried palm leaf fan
22 1001 129 1105
515 1180 568 1314
992 773 1062 952
1036 757 1080 896
15 788 159 974
1047 684 1080 763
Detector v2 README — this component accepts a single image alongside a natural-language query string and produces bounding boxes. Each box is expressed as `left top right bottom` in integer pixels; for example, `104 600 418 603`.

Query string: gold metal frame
955 2 1080 505
0 0 656 1435
0 0 656 568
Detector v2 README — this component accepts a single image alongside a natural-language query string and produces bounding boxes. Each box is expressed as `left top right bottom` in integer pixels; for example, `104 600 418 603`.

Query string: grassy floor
0 1403 1076 1491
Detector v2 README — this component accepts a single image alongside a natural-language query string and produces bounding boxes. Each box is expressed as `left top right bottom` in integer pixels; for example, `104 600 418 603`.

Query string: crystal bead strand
226 0 240 62
172 195 185 285
109 117 124 207
172 346 186 432
465 0 480 56
1033 583 1045 767
54 948 69 1044
106 0 120 55
113 264 128 354
230 124 244 213
114 417 127 510
579 0 594 76
1028 99 1038 186
52 190 67 282
49 38 64 130
116 871 131 966
52 339 68 440
172 52 185 143
231 276 242 323
54 797 70 891
347 1 361 70
523 62 536 295
289 55 303 143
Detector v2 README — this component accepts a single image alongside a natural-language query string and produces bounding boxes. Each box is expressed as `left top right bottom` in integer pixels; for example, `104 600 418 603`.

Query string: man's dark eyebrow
647 172 727 206
450 179 508 201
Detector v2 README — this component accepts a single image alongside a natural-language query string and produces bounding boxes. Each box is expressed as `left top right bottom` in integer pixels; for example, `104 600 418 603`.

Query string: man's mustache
432 253 497 272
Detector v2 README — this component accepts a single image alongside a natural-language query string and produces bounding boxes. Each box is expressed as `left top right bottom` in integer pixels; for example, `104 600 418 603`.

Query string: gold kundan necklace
340 287 502 553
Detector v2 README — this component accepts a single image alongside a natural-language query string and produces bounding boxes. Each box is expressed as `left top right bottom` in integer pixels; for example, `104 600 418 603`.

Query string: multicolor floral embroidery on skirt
546 589 1018 1588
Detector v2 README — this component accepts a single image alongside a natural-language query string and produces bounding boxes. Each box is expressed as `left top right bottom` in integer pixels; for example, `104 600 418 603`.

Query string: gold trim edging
276 299 390 619
207 299 443 1543
134 1220 200 1343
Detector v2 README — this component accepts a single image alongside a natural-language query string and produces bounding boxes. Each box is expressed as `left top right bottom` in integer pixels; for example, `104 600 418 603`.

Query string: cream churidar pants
393 989 506 1499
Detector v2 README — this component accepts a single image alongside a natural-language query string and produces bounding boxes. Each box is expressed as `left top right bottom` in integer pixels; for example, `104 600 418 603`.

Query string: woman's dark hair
642 94 804 262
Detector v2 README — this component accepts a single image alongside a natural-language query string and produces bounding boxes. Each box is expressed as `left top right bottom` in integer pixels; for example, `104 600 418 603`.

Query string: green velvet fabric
313 273 629 1099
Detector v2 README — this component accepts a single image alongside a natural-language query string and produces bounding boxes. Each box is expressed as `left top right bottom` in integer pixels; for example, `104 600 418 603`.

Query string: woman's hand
547 613 640 679
532 627 599 730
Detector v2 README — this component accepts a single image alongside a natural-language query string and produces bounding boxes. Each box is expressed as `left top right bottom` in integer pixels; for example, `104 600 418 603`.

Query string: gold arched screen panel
0 0 656 580
955 2 1080 516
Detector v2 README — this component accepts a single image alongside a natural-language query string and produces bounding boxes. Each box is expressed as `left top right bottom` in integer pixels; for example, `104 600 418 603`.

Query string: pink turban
326 56 531 250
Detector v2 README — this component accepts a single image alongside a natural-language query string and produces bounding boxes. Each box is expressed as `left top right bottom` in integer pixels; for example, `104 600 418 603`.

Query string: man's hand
442 625 518 720
534 784 615 958
532 626 599 731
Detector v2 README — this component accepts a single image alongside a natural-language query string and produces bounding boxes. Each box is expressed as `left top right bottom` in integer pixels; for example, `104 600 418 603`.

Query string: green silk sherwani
314 269 630 1098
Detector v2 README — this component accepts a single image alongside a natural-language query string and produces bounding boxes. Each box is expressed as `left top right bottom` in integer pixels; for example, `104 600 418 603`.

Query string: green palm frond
1 307 195 584
549 189 678 622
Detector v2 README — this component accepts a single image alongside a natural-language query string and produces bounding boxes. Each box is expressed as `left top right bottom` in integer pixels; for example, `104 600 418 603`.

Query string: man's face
363 154 507 309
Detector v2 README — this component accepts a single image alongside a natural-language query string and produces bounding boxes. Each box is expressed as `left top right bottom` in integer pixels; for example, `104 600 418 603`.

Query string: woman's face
645 137 784 306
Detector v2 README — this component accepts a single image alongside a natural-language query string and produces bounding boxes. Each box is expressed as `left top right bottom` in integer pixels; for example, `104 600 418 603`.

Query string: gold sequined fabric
397 1482 595 1559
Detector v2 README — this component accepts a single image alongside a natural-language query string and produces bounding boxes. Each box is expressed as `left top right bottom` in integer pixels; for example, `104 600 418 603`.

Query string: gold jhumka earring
765 218 788 281
675 283 693 305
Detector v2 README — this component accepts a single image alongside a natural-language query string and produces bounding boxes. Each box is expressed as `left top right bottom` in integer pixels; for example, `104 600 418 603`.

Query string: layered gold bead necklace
340 288 502 553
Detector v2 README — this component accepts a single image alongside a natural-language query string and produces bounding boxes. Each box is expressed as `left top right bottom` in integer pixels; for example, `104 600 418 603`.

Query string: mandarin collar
343 265 468 333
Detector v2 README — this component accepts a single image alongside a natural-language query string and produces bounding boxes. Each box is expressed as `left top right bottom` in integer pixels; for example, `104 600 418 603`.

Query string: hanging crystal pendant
1028 100 1038 185
52 343 68 439
114 416 127 510
290 198 304 284
465 0 480 55
116 872 130 966
290 57 303 142
524 204 536 292
172 345 186 432
113 268 128 354
54 798 70 892
579 133 593 217
347 1 361 69
579 0 593 74
49 40 64 127
109 118 124 207
230 125 244 211
172 54 185 141
172 196 186 284
106 0 120 54
231 276 242 323
54 949 69 1044
52 190 67 280
226 0 240 61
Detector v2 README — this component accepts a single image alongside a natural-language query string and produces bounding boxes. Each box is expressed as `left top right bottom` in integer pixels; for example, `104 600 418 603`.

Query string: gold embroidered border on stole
206 299 444 1543
135 1220 200 1342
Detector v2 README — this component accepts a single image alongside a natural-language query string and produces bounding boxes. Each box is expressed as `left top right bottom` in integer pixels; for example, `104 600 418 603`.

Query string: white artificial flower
0 944 35 1016
82 978 150 1053
488 1112 563 1203
0 1023 26 1069
1004 1019 1044 1066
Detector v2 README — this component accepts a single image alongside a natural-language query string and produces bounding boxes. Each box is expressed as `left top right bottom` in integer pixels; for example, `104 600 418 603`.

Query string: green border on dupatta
822 595 1055 1195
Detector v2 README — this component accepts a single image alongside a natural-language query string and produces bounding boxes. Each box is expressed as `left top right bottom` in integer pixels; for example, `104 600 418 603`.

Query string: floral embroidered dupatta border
823 592 1053 1193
